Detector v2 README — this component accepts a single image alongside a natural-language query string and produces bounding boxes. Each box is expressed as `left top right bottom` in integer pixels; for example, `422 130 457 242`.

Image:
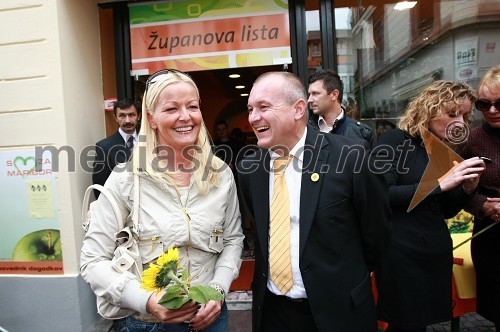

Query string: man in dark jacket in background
92 98 140 197
308 69 375 147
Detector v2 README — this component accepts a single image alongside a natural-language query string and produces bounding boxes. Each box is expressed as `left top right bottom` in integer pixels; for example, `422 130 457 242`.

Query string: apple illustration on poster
12 229 62 262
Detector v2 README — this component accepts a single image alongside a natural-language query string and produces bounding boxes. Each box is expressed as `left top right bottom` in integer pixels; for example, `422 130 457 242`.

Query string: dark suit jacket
309 110 376 148
92 131 130 196
238 126 391 332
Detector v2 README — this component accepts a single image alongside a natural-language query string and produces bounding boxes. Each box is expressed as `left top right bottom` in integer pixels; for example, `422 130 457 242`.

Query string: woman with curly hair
374 80 485 332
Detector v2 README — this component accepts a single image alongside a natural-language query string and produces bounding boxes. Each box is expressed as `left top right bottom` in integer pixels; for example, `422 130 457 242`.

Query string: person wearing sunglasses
462 64 500 330
374 80 485 332
81 69 244 332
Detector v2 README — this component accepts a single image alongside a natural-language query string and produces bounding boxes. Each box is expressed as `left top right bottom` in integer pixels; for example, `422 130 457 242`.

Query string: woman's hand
187 299 223 331
483 197 500 222
146 290 199 323
439 157 485 194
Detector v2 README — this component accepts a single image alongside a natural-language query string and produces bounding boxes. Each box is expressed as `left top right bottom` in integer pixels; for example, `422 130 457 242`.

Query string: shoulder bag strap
82 184 124 232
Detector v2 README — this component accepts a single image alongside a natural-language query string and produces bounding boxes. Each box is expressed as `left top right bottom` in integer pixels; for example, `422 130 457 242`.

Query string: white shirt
267 127 307 299
118 128 137 146
318 110 344 133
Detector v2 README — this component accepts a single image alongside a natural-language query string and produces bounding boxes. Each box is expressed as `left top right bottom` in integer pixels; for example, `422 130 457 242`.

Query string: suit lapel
111 131 126 146
299 128 329 258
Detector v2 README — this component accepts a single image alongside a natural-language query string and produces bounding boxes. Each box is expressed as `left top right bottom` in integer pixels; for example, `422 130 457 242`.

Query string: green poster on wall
0 149 63 275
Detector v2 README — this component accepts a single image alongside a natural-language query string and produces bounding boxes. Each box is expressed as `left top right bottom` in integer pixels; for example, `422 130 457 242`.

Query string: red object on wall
230 259 254 291
452 277 476 317
104 98 117 112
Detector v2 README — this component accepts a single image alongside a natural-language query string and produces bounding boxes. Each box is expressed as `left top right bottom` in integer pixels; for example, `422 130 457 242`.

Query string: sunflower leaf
158 284 182 303
159 296 190 310
203 286 224 301
188 285 209 304
188 285 223 304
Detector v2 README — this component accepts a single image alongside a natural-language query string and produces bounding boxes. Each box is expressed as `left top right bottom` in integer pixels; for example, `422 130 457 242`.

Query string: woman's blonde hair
478 64 500 93
398 80 477 137
133 70 223 195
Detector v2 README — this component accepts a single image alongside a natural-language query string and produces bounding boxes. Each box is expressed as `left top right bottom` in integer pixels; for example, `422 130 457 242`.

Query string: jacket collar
483 122 500 136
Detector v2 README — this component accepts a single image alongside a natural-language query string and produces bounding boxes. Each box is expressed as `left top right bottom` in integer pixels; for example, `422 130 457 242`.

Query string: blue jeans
125 303 228 332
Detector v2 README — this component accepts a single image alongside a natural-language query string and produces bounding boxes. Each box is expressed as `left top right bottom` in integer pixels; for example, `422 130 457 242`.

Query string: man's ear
294 99 307 120
147 112 157 130
330 89 340 102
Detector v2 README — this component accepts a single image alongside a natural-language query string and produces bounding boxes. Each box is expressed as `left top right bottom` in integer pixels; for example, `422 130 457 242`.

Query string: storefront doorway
98 1 293 140
130 65 284 141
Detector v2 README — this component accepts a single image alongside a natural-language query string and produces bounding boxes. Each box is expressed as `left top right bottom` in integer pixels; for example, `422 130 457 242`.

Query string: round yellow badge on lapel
311 173 319 182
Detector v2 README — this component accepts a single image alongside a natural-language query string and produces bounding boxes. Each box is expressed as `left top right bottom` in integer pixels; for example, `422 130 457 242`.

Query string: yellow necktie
270 155 294 294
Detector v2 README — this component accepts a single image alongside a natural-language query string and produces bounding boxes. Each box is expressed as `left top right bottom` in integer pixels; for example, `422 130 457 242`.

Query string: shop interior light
235 85 245 89
395 1 417 10
240 93 249 97
229 74 240 78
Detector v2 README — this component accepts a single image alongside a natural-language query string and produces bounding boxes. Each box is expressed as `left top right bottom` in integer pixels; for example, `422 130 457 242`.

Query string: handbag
81 172 143 319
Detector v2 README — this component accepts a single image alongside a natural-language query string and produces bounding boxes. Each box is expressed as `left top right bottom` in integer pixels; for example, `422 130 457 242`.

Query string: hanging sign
129 0 291 72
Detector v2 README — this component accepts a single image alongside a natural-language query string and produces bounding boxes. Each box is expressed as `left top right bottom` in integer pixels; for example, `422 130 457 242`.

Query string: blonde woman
81 69 244 332
462 65 500 329
374 81 485 331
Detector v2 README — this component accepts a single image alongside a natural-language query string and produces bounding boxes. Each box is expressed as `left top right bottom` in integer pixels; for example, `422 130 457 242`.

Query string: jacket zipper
138 235 162 252
183 207 191 277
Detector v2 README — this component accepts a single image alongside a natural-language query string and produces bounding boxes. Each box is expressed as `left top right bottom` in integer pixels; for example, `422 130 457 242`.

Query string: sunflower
158 247 180 268
141 262 162 294
141 247 181 294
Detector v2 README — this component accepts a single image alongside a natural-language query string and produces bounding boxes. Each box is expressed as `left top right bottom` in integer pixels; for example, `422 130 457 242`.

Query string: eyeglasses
474 98 500 112
144 69 191 93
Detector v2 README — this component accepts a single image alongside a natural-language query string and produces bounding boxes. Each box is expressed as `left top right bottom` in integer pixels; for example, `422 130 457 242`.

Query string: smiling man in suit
92 98 140 197
238 72 391 332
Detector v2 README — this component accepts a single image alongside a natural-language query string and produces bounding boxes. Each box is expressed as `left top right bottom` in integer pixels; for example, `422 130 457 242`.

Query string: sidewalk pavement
228 312 496 332
429 312 495 331
226 291 496 332
89 291 495 331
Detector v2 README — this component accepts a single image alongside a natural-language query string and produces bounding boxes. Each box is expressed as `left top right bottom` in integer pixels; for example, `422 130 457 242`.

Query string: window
335 0 500 131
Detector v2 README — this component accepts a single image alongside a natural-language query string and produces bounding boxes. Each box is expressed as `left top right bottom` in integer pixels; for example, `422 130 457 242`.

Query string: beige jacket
80 164 244 315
